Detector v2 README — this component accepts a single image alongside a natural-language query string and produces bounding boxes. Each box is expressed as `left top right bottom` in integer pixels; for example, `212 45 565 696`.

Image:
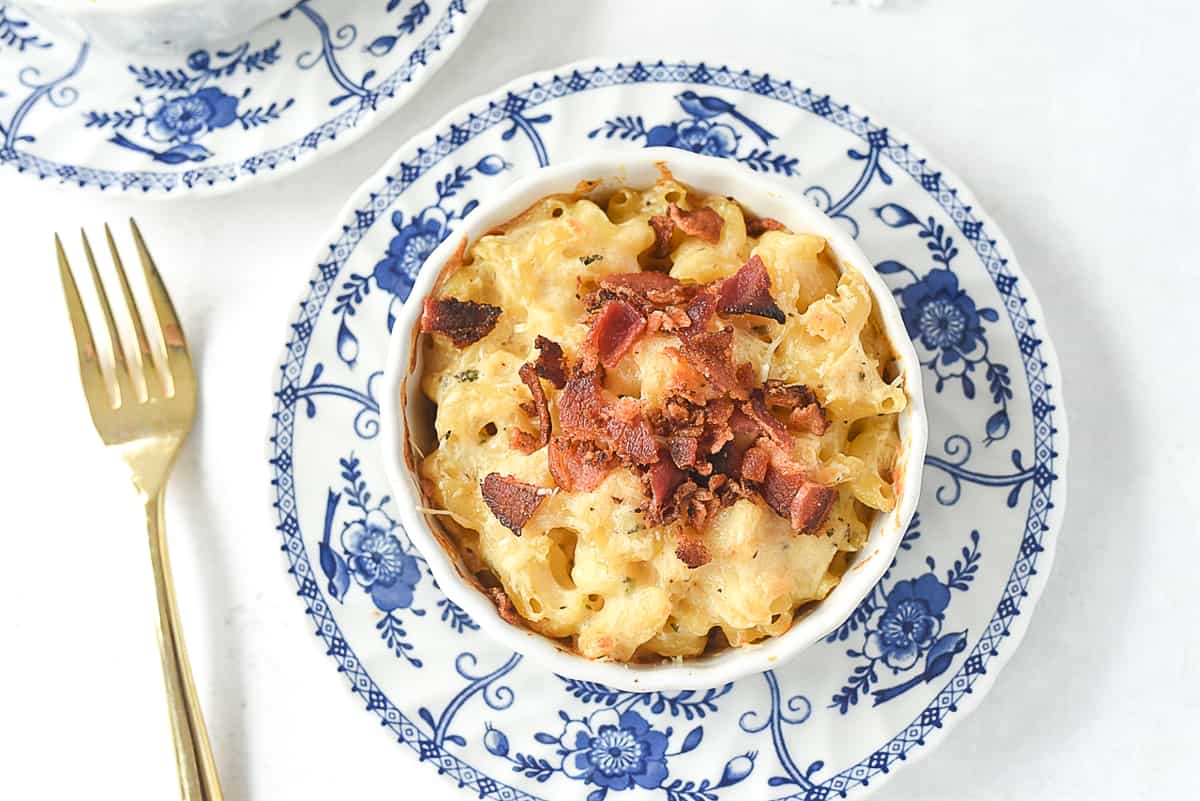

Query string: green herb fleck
579 254 603 266
455 369 479 382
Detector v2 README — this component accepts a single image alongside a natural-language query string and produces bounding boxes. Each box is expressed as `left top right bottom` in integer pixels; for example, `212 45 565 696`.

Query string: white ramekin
16 0 296 53
380 148 927 692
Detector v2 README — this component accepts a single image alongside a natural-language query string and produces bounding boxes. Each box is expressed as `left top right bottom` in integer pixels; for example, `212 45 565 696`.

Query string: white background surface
2 1 1197 799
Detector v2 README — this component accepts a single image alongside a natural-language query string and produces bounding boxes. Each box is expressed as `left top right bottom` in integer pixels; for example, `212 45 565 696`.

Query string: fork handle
146 491 225 801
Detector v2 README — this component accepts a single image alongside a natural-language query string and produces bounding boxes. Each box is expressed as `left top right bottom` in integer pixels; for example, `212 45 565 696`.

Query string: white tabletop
3 0 1197 798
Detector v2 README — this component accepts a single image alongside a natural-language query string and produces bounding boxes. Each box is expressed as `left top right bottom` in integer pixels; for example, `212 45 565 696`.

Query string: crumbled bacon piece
513 363 550 453
681 291 717 337
761 467 836 533
669 435 700 469
762 380 827 434
601 270 681 296
665 395 701 424
736 362 757 392
740 443 771 484
581 289 615 314
588 299 646 369
729 407 761 439
480 473 549 535
699 397 735 456
647 214 674 258
704 397 735 424
791 482 838 534
674 481 717 529
668 202 724 244
761 467 803 522
534 335 567 388
650 395 704 438
680 328 741 394
716 255 785 323
740 391 790 447
702 394 735 424
558 368 606 436
644 449 687 522
421 297 502 347
789 403 829 435
509 429 539 452
488 587 522 625
746 217 785 238
648 395 733 477
556 366 657 468
763 380 817 410
647 307 692 334
605 397 658 465
548 437 615 492
675 536 711 568
591 271 693 314
585 271 691 315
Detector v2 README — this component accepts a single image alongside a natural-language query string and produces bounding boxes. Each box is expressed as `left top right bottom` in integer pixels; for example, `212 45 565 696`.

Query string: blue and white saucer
0 0 488 194
268 60 1068 800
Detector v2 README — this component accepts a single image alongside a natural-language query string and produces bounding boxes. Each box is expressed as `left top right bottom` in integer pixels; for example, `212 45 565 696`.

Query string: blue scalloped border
268 61 1062 800
0 0 484 193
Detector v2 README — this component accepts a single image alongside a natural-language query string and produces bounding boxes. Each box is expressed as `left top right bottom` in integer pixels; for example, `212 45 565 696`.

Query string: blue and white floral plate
268 60 1068 800
0 0 487 194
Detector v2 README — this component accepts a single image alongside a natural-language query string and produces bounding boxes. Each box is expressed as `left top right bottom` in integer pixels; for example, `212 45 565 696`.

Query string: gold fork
56 221 223 801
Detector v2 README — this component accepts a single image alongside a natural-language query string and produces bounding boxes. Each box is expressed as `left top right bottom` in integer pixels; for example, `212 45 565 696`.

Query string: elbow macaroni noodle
417 177 904 662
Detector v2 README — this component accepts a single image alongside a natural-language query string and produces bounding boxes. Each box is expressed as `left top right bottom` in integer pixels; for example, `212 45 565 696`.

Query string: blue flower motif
897 269 987 367
558 709 669 792
145 87 238 144
373 209 447 298
645 118 740 158
341 509 421 612
864 573 951 671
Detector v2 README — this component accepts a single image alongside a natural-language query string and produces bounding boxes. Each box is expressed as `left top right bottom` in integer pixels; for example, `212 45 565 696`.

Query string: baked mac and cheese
412 173 905 662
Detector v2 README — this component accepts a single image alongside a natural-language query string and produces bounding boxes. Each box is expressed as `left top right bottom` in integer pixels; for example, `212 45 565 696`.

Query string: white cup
15 0 299 54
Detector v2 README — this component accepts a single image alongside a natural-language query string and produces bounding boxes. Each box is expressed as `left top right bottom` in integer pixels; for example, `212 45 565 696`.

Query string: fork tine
81 228 138 406
105 223 161 398
55 235 107 392
130 218 192 391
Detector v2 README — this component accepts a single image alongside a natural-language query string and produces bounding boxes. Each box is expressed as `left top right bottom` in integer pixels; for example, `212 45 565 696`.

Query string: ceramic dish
378 149 928 692
0 0 488 194
17 0 295 53
268 59 1067 800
